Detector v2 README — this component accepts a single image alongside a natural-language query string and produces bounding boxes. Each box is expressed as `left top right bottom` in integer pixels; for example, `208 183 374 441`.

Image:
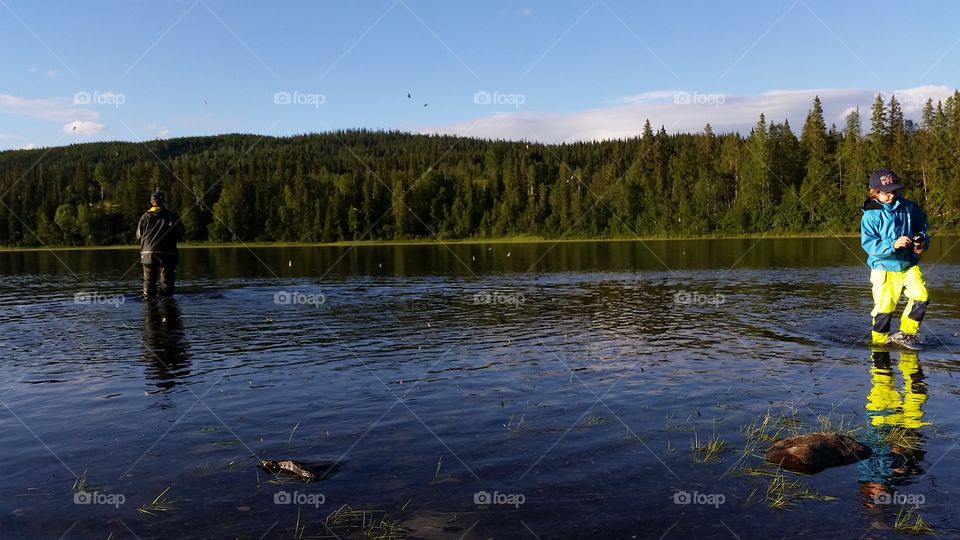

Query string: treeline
2 92 960 247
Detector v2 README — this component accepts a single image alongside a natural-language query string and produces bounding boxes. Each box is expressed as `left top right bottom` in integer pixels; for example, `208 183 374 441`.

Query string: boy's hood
862 197 900 212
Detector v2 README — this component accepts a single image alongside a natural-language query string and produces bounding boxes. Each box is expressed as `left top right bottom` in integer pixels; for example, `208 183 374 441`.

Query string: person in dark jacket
137 191 186 300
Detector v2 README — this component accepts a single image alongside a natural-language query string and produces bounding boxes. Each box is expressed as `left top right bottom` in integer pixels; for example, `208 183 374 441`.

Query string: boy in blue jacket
860 169 930 349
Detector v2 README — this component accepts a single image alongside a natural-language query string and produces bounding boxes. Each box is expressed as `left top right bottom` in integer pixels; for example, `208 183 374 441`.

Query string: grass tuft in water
325 504 409 539
137 486 177 517
505 414 527 433
894 506 934 535
760 467 837 509
691 423 726 463
742 409 806 443
743 412 783 443
72 469 90 493
583 415 609 426
623 427 645 442
728 440 759 473
816 410 861 437
881 426 924 451
664 412 696 432
293 507 306 539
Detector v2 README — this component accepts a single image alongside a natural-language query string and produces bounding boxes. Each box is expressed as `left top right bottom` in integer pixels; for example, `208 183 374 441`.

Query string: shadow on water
858 349 928 514
141 299 190 393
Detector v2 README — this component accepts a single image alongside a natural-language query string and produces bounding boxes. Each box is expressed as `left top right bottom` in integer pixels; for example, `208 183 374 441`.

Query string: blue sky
2 0 959 150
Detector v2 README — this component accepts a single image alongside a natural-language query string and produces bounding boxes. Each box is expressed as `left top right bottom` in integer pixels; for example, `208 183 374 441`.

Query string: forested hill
2 92 960 247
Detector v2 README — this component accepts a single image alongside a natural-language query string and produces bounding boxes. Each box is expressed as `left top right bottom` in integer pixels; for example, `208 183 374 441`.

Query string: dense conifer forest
2 93 958 247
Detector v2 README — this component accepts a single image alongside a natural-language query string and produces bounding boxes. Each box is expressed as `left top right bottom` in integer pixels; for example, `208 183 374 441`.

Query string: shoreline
0 232 872 252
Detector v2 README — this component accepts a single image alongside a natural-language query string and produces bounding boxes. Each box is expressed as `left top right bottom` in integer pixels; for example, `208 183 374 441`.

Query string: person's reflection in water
858 349 928 509
142 299 190 394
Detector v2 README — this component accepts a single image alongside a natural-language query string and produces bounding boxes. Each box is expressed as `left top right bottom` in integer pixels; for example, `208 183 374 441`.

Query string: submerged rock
258 458 341 481
258 459 324 480
765 432 872 474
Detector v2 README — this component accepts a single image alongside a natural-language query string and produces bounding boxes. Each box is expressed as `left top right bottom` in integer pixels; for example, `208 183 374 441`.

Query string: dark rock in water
765 432 872 474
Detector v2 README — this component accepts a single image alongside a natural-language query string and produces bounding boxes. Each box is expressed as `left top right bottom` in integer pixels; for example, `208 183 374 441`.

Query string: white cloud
614 90 688 104
0 94 99 123
63 121 105 135
27 67 38 73
517 7 533 16
47 69 59 78
419 86 956 143
884 85 952 114
18 143 39 150
144 123 170 138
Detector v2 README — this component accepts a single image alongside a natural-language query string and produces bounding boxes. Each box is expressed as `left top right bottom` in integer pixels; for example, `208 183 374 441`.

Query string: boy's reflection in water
859 350 927 508
142 299 190 393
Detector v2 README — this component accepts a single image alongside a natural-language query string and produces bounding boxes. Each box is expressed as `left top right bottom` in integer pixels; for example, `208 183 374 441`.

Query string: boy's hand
894 236 913 249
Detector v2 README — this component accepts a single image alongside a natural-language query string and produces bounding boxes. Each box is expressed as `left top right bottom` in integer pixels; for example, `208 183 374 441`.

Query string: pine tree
391 176 407 239
888 95 909 175
768 119 802 197
799 96 833 228
867 94 888 168
840 108 867 218
738 114 772 231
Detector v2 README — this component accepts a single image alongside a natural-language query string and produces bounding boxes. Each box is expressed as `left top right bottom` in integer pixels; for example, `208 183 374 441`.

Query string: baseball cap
868 169 903 192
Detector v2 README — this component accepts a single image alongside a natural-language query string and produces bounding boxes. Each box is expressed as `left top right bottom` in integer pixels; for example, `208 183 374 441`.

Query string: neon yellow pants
870 266 928 344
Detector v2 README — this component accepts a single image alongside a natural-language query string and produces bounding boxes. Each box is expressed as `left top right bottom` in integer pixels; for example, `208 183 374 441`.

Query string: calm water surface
2 238 960 539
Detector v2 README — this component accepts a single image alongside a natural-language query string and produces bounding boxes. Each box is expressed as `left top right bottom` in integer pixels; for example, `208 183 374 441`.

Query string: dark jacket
137 206 186 265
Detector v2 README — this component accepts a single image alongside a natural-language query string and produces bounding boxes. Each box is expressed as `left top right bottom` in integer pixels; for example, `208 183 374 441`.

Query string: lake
2 237 960 539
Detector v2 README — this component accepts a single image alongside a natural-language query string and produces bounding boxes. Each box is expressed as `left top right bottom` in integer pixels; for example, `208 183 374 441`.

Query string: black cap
151 191 166 205
868 169 903 192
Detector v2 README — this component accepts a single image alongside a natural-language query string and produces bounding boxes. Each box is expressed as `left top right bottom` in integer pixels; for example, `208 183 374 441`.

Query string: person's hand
894 236 913 249
914 243 926 254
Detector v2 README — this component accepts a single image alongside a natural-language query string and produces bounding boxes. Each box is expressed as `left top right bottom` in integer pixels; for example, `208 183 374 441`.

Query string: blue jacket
860 196 929 271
